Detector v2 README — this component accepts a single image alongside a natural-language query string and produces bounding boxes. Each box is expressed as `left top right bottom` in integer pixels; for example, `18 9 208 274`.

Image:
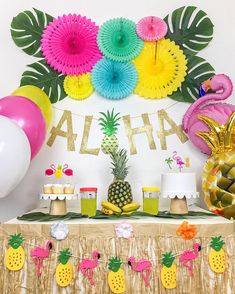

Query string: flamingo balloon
183 74 235 155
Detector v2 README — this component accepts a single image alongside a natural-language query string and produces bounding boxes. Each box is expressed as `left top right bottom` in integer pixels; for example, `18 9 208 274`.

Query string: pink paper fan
136 16 168 41
41 14 103 75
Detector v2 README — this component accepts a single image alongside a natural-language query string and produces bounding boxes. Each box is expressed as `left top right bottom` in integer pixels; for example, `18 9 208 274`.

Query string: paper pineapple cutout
198 113 235 218
160 252 177 289
108 257 126 293
108 149 133 209
56 249 73 287
99 109 120 154
209 236 226 273
6 233 25 271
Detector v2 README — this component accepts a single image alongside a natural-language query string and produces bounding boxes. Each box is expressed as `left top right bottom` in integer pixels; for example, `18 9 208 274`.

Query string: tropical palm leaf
20 59 66 103
164 6 214 56
11 8 53 57
169 55 215 103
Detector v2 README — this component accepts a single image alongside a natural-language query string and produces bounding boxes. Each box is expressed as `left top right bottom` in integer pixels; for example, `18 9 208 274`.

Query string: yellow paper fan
64 73 94 100
133 39 187 99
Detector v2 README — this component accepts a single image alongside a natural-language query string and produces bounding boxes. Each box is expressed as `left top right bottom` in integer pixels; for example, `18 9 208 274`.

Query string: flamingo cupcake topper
45 164 73 178
183 74 235 155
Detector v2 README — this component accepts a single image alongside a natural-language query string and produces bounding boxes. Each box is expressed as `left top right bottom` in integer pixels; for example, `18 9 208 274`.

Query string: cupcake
64 184 75 194
43 184 52 194
52 184 64 194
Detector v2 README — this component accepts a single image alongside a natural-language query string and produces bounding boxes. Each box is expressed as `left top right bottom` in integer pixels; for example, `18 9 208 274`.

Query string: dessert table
0 206 234 294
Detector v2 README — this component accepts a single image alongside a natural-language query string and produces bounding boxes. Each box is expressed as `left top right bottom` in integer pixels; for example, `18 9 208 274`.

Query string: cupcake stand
40 193 78 215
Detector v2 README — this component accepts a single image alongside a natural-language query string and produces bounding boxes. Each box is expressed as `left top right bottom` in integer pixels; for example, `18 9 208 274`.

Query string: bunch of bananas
101 201 140 215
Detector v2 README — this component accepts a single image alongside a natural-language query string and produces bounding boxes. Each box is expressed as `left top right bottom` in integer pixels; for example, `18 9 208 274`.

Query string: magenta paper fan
41 14 102 75
136 16 168 41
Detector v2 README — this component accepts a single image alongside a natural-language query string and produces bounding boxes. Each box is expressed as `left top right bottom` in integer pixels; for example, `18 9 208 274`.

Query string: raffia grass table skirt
0 212 234 294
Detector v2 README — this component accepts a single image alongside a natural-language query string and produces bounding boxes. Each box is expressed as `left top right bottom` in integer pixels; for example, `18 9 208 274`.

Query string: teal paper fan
91 57 138 100
98 18 144 62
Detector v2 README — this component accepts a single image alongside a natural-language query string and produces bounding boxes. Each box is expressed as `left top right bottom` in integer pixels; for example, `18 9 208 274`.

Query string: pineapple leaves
8 233 24 249
110 149 129 181
162 252 175 268
11 8 53 57
58 249 71 265
99 109 121 136
109 257 122 272
164 6 214 57
210 236 225 252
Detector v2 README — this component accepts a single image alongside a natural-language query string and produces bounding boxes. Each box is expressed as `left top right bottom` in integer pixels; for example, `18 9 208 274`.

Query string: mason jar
80 187 97 217
142 187 160 215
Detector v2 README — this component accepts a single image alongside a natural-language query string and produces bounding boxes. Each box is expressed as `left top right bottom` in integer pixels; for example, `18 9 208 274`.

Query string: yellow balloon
12 85 52 128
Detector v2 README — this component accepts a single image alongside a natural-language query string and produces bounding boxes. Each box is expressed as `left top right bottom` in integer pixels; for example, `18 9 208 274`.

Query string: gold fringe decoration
0 223 234 294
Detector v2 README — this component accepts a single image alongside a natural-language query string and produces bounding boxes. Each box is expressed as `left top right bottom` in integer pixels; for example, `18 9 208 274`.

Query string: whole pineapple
208 236 226 273
198 113 235 218
160 252 177 289
99 109 120 154
108 149 133 209
56 249 73 287
6 233 25 271
108 257 126 293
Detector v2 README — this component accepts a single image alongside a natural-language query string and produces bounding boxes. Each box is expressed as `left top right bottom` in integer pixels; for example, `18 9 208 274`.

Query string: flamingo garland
128 257 152 287
31 241 53 276
78 250 101 286
179 243 201 276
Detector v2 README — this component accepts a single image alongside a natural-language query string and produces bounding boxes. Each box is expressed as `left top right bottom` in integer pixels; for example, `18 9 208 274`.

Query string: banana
122 203 140 212
101 207 114 215
121 210 137 215
101 201 122 213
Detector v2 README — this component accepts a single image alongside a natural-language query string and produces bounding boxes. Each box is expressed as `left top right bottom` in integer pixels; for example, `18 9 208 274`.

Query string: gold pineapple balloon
197 113 235 219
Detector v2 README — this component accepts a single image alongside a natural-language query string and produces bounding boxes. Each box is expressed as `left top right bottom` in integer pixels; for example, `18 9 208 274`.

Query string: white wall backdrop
0 0 235 222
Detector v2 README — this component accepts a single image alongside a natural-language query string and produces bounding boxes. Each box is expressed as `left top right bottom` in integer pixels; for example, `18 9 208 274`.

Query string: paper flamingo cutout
128 257 152 287
78 250 101 286
45 164 73 177
172 151 185 172
179 243 201 276
31 241 53 276
183 74 235 155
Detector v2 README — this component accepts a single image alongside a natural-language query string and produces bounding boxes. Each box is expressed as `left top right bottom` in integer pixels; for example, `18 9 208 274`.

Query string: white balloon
0 115 31 198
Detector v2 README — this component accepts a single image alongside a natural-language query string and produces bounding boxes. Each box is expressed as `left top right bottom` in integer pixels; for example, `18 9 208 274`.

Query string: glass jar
142 187 160 215
80 187 97 217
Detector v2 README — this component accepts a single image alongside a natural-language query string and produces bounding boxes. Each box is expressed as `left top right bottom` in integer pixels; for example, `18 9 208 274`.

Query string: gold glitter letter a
47 110 77 151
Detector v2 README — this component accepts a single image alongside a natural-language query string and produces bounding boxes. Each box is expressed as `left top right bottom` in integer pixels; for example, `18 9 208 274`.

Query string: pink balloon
0 96 46 159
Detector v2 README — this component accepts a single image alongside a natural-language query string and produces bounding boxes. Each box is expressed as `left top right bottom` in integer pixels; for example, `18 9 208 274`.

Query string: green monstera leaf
11 8 53 57
164 6 214 56
169 55 215 103
20 60 66 103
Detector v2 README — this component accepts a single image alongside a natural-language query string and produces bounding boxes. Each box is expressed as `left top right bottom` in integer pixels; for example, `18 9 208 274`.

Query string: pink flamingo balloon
179 243 201 276
31 241 53 276
128 257 152 287
183 74 235 155
78 250 100 286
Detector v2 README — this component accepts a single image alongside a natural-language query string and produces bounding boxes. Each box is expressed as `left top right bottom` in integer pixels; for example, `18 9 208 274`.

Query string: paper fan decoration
91 58 138 100
64 74 94 100
133 39 187 99
97 18 143 62
136 16 168 41
41 14 102 75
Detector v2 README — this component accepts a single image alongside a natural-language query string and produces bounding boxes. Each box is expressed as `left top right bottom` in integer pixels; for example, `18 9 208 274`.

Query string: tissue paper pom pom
41 14 102 75
91 58 138 100
64 74 94 100
51 221 69 241
133 39 187 99
97 18 143 62
136 16 168 41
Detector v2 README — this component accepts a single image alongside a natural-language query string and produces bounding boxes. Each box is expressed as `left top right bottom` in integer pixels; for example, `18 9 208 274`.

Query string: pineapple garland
160 252 177 289
6 233 25 271
56 248 73 287
108 257 126 294
209 236 226 273
99 109 121 154
198 113 235 219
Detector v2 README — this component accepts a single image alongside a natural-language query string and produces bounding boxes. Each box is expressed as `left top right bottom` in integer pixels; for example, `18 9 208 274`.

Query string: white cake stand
40 194 78 215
